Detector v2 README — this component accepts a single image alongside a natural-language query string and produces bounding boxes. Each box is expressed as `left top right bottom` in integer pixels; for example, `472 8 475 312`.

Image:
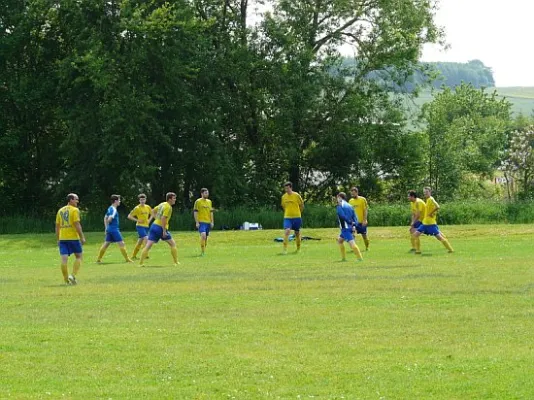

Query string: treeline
2 0 532 223
0 0 442 214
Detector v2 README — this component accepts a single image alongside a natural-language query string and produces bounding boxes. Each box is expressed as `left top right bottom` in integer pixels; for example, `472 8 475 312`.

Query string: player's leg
97 240 111 262
59 253 69 284
69 252 82 285
283 218 291 254
294 218 302 252
409 227 417 252
413 230 422 254
348 239 363 261
436 231 454 253
337 236 347 261
165 237 179 265
139 240 155 266
132 227 147 259
118 240 133 262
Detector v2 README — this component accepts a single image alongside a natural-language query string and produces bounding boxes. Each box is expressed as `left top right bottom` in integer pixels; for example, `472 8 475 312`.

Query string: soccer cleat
415 251 422 255
68 275 77 285
357 258 363 262
409 248 416 253
126 259 134 263
96 260 103 264
448 250 454 253
173 262 181 266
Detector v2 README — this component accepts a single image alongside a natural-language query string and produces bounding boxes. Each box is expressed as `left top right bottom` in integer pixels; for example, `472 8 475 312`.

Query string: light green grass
1 226 534 399
407 87 534 117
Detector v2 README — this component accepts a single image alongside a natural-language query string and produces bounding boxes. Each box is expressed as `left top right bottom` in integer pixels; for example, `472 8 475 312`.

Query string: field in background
406 87 534 119
1 226 533 399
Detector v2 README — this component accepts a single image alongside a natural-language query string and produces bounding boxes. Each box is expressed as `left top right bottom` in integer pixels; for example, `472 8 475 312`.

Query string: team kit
55 183 453 285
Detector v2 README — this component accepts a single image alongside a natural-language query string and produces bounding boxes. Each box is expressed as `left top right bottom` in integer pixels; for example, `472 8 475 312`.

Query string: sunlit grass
1 225 533 399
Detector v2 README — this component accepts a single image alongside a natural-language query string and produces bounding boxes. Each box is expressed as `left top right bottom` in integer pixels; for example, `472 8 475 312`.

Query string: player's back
56 205 80 240
337 201 356 229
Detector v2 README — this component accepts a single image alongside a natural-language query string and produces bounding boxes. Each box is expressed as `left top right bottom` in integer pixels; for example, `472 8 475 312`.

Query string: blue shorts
283 218 302 232
355 223 367 235
339 229 355 242
417 224 440 236
59 240 83 256
105 230 123 243
413 221 423 229
136 226 149 239
148 224 172 243
198 222 211 236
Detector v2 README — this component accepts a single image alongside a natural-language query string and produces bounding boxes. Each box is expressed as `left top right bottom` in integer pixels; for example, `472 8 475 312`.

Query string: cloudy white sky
421 0 533 87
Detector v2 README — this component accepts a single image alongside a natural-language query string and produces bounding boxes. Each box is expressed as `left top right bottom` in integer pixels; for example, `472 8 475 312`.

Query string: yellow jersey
56 205 81 240
153 202 173 229
281 192 304 218
423 196 439 225
349 197 368 223
410 198 426 221
193 198 213 223
130 204 152 227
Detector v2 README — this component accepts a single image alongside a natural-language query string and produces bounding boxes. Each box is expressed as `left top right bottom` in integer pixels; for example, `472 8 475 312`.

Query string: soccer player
128 193 153 259
336 192 363 262
349 187 370 250
193 188 214 256
412 187 454 254
96 194 132 263
281 181 304 254
408 190 426 252
139 192 179 266
56 193 86 285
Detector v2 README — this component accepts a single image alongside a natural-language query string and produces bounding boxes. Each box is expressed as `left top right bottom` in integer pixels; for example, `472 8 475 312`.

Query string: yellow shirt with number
349 197 368 223
194 198 213 223
281 192 304 218
423 196 439 225
56 205 81 240
130 204 152 227
410 198 426 221
153 202 173 229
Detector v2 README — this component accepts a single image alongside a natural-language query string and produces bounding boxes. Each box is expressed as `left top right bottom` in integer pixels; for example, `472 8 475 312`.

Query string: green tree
421 84 512 198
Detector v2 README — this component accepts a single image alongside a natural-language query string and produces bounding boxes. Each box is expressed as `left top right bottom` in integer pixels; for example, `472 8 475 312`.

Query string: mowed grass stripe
0 226 533 399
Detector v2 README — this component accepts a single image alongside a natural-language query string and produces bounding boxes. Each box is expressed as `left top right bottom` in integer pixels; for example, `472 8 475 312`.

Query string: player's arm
429 200 440 217
210 209 214 228
298 195 304 212
413 209 420 224
161 216 168 237
147 207 153 224
74 221 86 245
363 200 368 226
103 216 108 231
55 222 60 243
127 208 138 223
193 201 199 228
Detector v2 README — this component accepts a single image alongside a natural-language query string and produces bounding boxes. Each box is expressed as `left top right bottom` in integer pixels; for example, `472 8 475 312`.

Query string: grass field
1 226 534 399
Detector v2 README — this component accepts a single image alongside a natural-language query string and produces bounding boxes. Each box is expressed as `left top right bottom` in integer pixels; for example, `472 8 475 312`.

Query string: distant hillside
341 59 496 90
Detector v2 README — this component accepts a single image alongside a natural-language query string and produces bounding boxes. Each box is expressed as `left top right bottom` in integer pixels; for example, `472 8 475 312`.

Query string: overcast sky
421 0 533 87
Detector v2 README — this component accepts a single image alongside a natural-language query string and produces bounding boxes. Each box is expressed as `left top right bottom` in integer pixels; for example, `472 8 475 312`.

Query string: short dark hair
350 187 359 192
166 192 177 201
111 194 120 203
138 193 147 199
408 190 417 198
337 192 347 200
200 188 208 194
284 182 292 188
67 193 78 202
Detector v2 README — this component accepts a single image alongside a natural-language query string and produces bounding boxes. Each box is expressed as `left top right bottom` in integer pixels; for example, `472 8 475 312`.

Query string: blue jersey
337 200 358 230
106 206 120 232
